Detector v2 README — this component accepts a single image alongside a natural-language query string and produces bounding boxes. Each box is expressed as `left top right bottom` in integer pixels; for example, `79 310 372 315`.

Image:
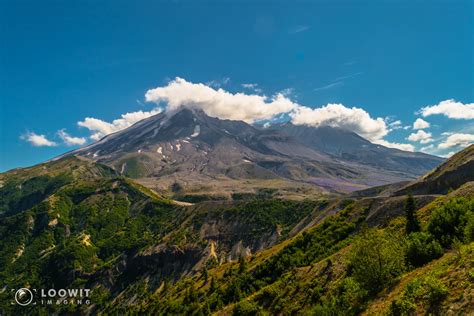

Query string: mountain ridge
56 108 442 196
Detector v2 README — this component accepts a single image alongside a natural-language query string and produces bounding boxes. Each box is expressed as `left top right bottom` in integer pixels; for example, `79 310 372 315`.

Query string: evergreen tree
238 256 247 274
405 195 420 233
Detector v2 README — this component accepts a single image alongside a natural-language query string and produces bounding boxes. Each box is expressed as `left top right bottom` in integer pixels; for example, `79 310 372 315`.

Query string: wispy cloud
241 83 262 94
280 88 294 96
314 81 343 92
289 25 310 34
242 83 258 89
387 119 403 131
333 72 363 82
373 139 414 152
57 129 86 146
206 77 230 89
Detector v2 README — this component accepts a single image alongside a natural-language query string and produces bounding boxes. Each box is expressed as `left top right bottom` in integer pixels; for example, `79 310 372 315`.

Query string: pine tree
405 194 420 233
238 256 247 274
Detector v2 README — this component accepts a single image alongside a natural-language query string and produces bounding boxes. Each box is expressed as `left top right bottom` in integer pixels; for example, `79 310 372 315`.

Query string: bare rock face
395 145 474 195
62 108 443 194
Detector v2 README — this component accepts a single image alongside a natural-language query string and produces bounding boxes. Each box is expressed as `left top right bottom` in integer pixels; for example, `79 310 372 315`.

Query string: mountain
0 131 472 315
274 123 443 175
59 108 442 196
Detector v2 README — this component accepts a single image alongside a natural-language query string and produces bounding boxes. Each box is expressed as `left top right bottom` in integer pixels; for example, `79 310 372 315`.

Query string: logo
10 288 91 306
14 288 33 306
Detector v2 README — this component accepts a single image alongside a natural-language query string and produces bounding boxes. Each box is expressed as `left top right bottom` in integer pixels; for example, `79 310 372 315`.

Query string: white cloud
387 119 403 131
145 77 401 144
407 130 433 144
289 103 388 141
69 77 421 153
241 83 262 93
373 139 415 152
145 77 297 123
441 132 454 136
438 133 474 149
420 99 474 119
420 144 434 152
78 108 162 140
441 151 456 158
279 88 294 96
57 129 86 146
21 132 57 147
413 118 430 129
206 77 230 89
242 83 257 89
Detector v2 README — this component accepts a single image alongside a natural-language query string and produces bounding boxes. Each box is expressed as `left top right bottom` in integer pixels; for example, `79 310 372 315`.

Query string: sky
0 0 473 172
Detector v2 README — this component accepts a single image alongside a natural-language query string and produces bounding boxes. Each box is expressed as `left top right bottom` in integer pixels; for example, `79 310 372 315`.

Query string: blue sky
1 0 473 171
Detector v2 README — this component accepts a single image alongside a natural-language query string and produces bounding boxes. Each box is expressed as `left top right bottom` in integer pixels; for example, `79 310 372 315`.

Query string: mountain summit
63 108 442 195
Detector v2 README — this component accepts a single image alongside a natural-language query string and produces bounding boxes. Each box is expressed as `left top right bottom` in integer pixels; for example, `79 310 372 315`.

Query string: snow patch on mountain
191 125 200 137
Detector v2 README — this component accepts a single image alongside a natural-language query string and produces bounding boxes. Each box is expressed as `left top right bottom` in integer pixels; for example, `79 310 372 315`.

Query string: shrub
463 210 474 242
389 297 416 316
348 229 405 294
310 278 368 316
389 276 447 315
422 278 447 307
428 198 473 247
335 277 368 314
232 300 263 316
405 232 443 267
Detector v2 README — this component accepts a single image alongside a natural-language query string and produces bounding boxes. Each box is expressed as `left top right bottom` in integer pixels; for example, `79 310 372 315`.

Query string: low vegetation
0 155 473 315
111 193 474 315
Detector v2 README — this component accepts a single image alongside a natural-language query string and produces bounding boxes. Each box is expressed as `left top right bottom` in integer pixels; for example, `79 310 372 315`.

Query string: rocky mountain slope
276 123 442 175
59 108 442 196
0 138 472 315
395 144 474 195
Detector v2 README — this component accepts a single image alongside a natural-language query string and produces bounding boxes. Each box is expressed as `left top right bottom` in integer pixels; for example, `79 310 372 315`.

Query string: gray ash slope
64 108 443 193
274 123 442 175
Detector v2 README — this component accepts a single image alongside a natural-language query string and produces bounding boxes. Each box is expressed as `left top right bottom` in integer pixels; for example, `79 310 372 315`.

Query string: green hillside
107 183 473 315
0 148 473 315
